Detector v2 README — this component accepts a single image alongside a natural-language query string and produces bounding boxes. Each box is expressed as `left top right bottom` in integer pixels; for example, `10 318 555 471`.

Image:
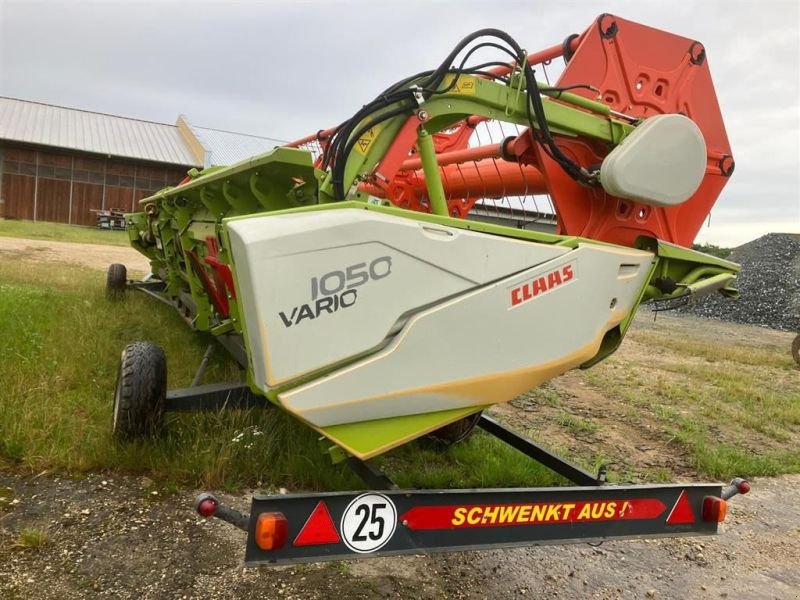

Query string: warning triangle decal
665 490 696 525
293 501 341 546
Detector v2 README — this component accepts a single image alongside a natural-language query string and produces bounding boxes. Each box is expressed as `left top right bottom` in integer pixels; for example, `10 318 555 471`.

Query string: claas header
105 14 747 566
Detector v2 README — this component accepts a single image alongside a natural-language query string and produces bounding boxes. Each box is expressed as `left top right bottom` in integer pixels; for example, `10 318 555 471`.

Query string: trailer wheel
792 333 800 366
112 341 167 441
106 263 128 299
427 412 482 446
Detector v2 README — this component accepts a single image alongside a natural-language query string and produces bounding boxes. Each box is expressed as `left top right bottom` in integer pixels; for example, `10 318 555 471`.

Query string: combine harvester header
109 14 747 565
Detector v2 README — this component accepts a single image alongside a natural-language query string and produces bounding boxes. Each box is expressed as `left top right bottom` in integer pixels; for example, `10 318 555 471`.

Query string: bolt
417 110 429 121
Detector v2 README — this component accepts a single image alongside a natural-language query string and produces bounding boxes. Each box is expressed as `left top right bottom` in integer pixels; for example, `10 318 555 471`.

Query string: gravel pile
678 233 800 332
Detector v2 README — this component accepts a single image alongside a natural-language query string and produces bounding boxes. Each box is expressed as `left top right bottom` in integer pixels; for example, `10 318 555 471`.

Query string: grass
0 218 129 247
1 243 798 490
631 330 796 370
526 385 562 407
0 259 561 491
555 411 599 435
14 527 50 551
580 321 800 479
0 487 13 510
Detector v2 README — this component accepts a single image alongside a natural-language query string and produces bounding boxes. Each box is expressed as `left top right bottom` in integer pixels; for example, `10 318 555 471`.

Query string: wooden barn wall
0 143 189 225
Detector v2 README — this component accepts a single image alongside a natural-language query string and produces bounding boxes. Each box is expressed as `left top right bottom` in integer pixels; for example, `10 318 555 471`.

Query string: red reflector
702 496 728 523
197 498 217 518
665 490 696 525
293 501 341 546
255 512 289 551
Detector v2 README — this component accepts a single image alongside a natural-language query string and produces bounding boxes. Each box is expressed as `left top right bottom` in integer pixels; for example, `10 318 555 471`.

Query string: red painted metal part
184 237 238 318
186 249 229 317
536 14 734 246
362 159 547 217
400 143 505 171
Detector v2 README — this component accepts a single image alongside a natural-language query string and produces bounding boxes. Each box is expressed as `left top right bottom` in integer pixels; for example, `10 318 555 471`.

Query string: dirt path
0 236 150 274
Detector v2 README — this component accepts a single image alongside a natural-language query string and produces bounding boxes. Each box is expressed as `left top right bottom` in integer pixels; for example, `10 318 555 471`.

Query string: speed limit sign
340 492 397 553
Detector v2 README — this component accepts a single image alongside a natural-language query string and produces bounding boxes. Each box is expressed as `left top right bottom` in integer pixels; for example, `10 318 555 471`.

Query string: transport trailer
191 416 750 565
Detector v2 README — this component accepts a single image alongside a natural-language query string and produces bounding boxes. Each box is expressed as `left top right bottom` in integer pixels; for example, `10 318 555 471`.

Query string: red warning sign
400 498 668 531
665 490 696 525
293 501 341 546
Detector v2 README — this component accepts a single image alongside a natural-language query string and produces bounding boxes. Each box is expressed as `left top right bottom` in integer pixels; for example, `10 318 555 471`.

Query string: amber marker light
255 512 289 551
701 496 728 523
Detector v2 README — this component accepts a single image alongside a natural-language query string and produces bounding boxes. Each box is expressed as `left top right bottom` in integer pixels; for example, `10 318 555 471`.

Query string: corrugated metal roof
191 125 286 166
0 97 200 166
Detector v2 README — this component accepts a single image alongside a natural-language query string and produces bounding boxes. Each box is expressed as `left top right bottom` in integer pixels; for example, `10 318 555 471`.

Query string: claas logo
510 264 574 307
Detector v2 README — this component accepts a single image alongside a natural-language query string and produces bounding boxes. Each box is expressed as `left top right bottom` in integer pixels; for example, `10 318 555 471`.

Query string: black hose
324 28 595 200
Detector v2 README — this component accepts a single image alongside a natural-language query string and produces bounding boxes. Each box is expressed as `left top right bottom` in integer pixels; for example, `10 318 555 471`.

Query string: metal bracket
477 414 605 486
346 458 399 490
410 85 425 106
165 382 270 412
191 344 215 387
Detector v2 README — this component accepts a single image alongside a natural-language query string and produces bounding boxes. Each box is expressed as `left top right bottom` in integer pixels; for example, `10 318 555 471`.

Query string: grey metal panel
0 97 200 167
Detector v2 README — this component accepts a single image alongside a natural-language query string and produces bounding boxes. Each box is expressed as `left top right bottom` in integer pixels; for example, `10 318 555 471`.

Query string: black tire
106 263 128 299
427 411 483 446
112 342 167 441
792 333 800 367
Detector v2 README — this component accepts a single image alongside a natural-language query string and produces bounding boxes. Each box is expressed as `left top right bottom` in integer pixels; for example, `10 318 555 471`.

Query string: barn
0 97 283 225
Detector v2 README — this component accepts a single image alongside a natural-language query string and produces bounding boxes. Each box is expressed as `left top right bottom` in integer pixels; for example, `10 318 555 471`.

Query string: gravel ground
1 472 798 600
679 233 800 332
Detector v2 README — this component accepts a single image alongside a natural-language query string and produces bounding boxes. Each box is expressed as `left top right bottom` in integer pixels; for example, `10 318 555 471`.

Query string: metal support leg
165 382 270 412
346 458 399 490
191 344 215 387
478 415 604 486
417 125 449 216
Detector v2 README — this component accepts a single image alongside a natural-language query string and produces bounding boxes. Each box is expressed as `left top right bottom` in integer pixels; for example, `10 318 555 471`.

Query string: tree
691 242 732 259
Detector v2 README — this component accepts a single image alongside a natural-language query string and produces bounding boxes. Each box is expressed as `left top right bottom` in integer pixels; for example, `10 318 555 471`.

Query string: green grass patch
0 218 129 247
555 411 599 435
631 330 796 370
583 332 800 479
0 486 13 510
4 254 796 490
14 527 50 551
669 415 800 478
0 259 563 491
384 431 566 489
526 386 562 407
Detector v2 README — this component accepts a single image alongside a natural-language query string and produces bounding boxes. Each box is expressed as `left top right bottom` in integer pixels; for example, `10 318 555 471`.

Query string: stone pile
678 233 800 332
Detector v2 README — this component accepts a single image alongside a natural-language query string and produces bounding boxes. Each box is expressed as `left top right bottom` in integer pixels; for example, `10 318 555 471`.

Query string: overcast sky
1 0 798 246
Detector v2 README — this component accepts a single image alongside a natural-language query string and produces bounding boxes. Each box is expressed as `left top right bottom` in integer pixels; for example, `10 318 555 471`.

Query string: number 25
352 503 386 542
